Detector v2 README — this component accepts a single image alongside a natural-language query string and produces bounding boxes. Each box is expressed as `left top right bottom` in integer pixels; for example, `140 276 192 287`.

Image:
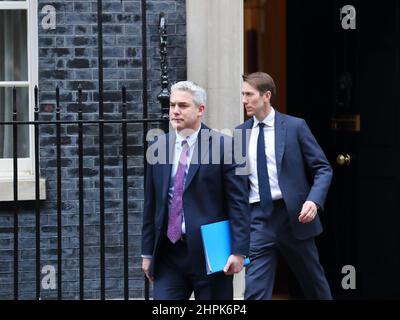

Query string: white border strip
0 81 30 87
0 1 28 10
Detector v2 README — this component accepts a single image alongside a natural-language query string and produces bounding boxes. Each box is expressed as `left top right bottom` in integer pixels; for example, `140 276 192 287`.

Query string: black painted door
287 0 400 299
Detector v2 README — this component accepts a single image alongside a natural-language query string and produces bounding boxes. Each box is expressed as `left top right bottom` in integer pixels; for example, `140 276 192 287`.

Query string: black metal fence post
12 87 19 300
121 87 129 300
141 0 150 301
34 85 41 300
97 0 106 300
157 12 171 133
55 86 62 300
78 85 84 300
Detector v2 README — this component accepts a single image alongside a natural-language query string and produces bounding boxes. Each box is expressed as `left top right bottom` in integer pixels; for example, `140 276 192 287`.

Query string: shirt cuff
141 255 153 259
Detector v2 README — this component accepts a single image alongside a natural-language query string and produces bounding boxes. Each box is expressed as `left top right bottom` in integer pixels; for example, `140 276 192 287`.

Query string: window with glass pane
0 9 29 158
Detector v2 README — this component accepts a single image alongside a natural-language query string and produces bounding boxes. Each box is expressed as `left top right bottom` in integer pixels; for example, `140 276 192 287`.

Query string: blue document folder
200 220 250 275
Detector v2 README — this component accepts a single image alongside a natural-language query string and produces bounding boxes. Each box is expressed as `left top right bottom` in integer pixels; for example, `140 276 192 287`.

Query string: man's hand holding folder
223 254 245 275
201 220 250 275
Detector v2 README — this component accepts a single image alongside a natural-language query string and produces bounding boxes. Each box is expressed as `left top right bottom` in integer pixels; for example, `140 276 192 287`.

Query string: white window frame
0 0 44 201
0 0 38 176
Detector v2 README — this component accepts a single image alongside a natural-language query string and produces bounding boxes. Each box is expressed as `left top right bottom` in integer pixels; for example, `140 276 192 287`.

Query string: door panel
288 0 400 298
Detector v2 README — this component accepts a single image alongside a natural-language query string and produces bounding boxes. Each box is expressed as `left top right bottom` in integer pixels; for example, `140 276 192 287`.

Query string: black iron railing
1 84 168 300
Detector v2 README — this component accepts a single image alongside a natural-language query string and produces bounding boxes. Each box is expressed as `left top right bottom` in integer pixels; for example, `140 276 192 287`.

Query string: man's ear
198 104 205 115
263 90 272 102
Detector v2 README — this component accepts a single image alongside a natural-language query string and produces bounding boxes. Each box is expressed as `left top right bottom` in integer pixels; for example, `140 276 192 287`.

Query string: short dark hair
242 72 276 100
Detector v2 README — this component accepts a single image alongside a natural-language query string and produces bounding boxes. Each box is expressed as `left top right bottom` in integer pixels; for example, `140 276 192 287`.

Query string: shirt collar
175 126 201 148
252 107 275 129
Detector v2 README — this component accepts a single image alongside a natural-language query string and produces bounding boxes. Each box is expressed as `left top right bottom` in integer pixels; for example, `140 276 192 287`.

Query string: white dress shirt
248 108 283 203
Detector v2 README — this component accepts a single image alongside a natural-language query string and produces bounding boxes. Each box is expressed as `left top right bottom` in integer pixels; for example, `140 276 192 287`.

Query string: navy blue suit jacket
141 123 250 277
236 112 333 240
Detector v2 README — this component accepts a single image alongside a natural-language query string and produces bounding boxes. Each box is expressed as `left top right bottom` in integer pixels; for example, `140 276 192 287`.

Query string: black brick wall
0 0 186 299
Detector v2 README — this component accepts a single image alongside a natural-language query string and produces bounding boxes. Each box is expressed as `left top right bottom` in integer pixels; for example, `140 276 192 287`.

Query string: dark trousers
153 236 233 300
245 200 332 300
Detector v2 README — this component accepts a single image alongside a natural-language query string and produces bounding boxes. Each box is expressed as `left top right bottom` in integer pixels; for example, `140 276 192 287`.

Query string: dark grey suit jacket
141 123 250 277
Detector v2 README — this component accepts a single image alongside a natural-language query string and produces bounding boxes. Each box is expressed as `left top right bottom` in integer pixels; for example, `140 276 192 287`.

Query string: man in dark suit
236 72 333 300
141 81 250 300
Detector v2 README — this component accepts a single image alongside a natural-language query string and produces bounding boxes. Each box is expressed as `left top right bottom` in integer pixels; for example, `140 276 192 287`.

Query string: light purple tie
167 140 189 243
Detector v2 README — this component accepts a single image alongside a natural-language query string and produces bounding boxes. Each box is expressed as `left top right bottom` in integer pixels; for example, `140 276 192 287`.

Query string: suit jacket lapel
161 131 174 200
242 118 254 157
274 111 286 176
184 123 210 191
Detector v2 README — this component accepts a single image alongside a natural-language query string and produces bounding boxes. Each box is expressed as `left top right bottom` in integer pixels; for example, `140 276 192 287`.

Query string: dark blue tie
257 122 273 213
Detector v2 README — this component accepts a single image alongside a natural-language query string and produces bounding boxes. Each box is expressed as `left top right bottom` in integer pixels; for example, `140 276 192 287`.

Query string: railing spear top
34 86 39 113
55 86 60 114
78 85 83 113
13 86 17 116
